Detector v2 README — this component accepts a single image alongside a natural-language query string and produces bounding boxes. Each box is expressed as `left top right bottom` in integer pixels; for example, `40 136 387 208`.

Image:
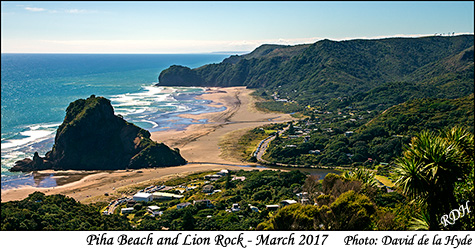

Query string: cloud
65 9 97 14
24 7 46 12
3 33 472 54
22 6 96 14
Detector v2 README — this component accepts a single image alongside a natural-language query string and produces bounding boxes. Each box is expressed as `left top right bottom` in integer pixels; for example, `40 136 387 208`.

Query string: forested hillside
159 35 473 108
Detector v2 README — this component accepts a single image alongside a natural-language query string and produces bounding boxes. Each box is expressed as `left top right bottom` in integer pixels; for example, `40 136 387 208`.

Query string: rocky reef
11 95 186 172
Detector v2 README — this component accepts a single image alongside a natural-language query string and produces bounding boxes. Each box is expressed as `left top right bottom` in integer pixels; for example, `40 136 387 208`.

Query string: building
300 198 311 205
216 169 229 176
194 199 214 208
202 185 214 193
205 174 222 180
309 150 321 155
231 203 240 212
296 192 308 199
266 205 280 211
280 200 297 206
152 192 184 200
176 202 192 209
249 206 259 213
232 176 246 181
147 206 161 217
133 192 153 202
121 207 134 214
345 131 354 137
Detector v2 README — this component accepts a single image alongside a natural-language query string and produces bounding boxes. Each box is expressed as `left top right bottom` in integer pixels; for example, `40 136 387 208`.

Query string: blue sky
1 1 473 53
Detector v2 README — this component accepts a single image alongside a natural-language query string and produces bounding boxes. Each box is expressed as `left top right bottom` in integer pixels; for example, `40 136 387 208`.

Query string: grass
219 128 256 162
164 171 215 186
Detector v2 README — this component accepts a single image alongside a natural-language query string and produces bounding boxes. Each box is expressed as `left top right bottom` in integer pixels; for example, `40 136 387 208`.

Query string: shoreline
1 86 293 203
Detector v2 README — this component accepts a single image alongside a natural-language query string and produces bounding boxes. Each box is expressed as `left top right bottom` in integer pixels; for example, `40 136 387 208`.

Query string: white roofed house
121 207 134 214
133 192 153 202
147 205 162 217
231 203 240 212
266 205 280 211
216 169 229 176
280 199 297 207
249 205 259 213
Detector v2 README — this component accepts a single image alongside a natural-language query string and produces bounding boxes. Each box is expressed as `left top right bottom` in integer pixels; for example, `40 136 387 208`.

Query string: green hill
158 35 473 107
263 94 474 166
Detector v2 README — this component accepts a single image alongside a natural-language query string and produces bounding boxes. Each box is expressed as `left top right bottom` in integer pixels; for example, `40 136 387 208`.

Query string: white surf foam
1 123 58 150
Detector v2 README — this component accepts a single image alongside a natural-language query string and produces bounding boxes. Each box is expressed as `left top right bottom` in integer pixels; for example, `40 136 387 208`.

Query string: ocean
1 53 232 189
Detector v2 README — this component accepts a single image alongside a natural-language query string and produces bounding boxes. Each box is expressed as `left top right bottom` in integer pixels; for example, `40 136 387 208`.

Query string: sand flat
1 87 292 203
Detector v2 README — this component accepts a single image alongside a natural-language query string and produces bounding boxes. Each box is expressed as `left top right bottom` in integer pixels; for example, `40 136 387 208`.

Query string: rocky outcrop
11 95 186 172
158 65 205 86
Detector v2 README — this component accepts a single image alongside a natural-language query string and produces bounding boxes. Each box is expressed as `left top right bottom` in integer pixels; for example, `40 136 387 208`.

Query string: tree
329 190 376 230
395 127 474 230
287 123 295 135
181 208 195 230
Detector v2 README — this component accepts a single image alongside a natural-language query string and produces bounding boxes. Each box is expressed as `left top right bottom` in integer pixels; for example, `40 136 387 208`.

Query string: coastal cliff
11 95 186 172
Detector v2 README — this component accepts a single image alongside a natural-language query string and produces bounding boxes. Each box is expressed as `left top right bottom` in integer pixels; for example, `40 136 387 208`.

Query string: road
254 125 289 164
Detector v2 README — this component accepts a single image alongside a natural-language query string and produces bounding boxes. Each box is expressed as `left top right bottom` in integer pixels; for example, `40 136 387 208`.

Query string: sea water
1 53 231 189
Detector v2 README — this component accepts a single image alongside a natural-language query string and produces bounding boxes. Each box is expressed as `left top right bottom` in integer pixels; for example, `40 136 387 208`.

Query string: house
186 186 197 191
212 189 222 194
231 203 240 212
280 200 297 206
345 131 354 137
133 192 153 202
216 169 229 176
152 192 184 200
266 205 280 211
194 199 214 208
147 206 161 217
205 174 222 179
232 176 246 181
249 206 259 213
176 202 192 209
296 192 308 199
285 145 297 148
202 185 214 193
121 207 134 214
309 150 321 155
300 198 311 205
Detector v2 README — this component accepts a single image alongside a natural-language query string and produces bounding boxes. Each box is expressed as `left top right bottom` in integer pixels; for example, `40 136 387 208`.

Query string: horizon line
2 33 473 54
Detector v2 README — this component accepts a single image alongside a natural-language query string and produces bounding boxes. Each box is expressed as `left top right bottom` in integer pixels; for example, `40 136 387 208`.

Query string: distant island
11 95 186 172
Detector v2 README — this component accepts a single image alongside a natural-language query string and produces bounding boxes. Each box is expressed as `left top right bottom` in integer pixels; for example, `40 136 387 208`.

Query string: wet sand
1 87 293 203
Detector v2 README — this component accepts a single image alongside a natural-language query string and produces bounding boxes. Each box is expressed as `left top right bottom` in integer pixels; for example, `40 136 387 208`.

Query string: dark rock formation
11 95 186 172
158 65 205 87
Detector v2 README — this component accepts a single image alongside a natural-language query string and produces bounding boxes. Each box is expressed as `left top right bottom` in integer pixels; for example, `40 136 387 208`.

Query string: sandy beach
1 87 293 203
